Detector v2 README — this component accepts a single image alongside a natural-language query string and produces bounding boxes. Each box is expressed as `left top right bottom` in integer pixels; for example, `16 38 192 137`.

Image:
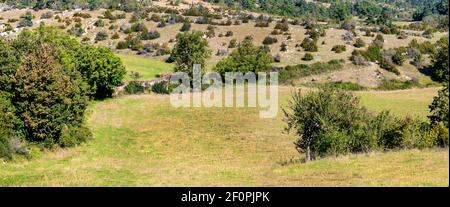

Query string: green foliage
353 38 366 48
125 81 145 94
377 79 422 91
59 124 93 148
180 20 191 32
429 86 449 128
95 31 108 41
283 88 370 160
284 88 446 161
262 36 278 45
213 38 273 77
172 31 210 79
331 45 346 53
319 81 367 91
278 60 342 85
300 37 318 52
0 92 19 159
12 44 89 148
151 81 170 94
74 45 126 99
430 37 449 83
302 52 314 61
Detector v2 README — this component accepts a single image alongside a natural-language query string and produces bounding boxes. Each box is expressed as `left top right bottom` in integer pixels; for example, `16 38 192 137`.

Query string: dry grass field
0 87 447 186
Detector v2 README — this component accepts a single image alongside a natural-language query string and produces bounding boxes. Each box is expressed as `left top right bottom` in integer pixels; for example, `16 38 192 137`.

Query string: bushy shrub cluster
0 26 126 159
284 88 448 161
331 45 346 53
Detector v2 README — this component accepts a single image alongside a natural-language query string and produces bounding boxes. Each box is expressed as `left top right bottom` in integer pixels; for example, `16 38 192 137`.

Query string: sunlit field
1 87 447 186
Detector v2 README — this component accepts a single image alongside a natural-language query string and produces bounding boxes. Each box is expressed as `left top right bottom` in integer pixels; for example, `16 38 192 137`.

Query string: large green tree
171 31 210 79
74 45 126 99
12 44 89 147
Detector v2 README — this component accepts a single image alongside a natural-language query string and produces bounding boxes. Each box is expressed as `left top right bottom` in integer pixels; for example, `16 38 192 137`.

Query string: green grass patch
118 53 173 81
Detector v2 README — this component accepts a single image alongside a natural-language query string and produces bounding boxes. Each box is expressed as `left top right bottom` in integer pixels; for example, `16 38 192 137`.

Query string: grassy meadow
0 86 448 186
118 53 174 81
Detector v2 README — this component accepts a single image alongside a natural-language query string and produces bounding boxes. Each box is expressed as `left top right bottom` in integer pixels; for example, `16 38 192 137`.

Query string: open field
1 87 447 186
118 53 173 81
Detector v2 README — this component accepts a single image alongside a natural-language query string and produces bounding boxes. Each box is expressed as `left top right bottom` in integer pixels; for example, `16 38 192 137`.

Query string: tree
429 85 449 128
283 88 369 161
12 44 89 147
214 38 273 77
430 37 449 83
171 31 210 79
74 45 126 99
0 38 19 96
0 92 19 159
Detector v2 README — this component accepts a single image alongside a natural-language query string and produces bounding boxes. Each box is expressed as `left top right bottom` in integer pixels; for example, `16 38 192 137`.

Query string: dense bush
331 45 346 53
0 93 19 159
180 20 191 32
430 37 449 83
302 52 314 61
353 38 366 48
125 81 145 94
283 88 371 160
263 36 278 45
283 87 446 161
74 45 126 99
278 60 342 84
300 37 318 52
95 31 108 41
151 81 170 94
59 125 92 147
214 38 273 78
275 21 289 31
172 31 210 79
377 79 421 90
12 44 89 148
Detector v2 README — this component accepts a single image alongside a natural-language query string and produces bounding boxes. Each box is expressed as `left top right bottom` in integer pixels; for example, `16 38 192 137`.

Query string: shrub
75 45 126 99
95 31 108 41
0 93 19 159
94 19 105 27
59 125 92 148
353 38 366 48
377 79 421 90
180 20 191 32
262 36 278 45
125 81 145 94
275 21 289 31
280 43 288 52
141 30 160 40
41 12 53 19
151 81 170 94
228 39 238 48
331 45 346 53
302 53 314 61
225 31 233 37
320 81 366 91
111 33 120 39
300 38 318 52
255 21 269 27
